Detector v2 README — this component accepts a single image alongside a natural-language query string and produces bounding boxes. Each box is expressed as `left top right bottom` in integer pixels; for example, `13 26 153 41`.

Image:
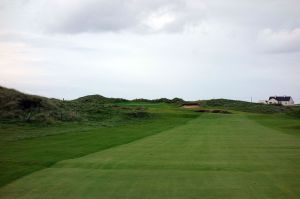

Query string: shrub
287 110 300 119
19 97 42 110
202 99 291 114
125 111 150 119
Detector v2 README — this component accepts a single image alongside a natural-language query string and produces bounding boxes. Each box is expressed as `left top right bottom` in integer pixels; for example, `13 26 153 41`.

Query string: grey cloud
257 28 300 53
39 0 204 33
53 0 138 33
205 0 300 29
2 0 300 34
0 0 203 33
42 0 300 34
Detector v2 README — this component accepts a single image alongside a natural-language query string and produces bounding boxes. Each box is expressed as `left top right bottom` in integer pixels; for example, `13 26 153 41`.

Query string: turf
1 113 300 199
0 103 196 188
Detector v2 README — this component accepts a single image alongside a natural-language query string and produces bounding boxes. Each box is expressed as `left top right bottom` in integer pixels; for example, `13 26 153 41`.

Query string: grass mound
201 99 292 113
74 95 127 104
132 97 185 104
0 86 147 123
0 86 65 122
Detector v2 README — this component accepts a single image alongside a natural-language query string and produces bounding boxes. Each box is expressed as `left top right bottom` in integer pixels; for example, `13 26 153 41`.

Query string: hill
1 86 297 123
74 94 127 104
201 98 293 113
132 97 185 104
0 86 64 122
0 86 147 123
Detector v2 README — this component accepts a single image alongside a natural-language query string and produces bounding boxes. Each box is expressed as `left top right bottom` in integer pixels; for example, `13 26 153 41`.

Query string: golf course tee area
0 103 300 199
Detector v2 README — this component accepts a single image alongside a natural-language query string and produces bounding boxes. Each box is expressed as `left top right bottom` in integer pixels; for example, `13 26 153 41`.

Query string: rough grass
2 86 296 123
286 109 300 119
0 113 300 198
248 113 300 137
201 99 292 113
0 86 150 123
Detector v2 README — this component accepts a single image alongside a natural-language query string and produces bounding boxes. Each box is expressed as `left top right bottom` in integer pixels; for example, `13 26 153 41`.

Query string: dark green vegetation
0 86 150 123
201 98 294 113
287 109 300 119
195 109 232 114
0 86 300 198
0 86 64 122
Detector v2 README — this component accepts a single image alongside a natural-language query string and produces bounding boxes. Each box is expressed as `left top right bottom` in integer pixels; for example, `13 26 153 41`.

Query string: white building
267 96 294 106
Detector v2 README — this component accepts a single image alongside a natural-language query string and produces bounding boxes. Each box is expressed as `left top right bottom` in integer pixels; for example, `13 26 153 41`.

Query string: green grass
1 111 300 198
1 88 300 198
247 113 300 137
0 103 197 188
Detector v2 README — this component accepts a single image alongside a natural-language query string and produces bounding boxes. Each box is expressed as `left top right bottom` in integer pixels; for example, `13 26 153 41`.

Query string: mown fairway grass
0 109 300 199
0 103 196 188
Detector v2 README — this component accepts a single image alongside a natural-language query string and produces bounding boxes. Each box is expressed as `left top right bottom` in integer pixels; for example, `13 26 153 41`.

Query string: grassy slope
201 99 293 113
0 86 150 123
247 114 300 137
1 113 300 199
0 103 196 188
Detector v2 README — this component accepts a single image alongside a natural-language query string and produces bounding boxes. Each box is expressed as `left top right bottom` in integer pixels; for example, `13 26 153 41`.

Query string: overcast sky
0 0 300 102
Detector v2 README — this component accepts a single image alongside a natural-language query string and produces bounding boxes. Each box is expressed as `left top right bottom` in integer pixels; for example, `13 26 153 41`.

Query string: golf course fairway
0 113 299 199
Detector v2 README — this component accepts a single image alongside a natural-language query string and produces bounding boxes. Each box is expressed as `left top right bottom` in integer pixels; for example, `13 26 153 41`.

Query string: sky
0 0 300 102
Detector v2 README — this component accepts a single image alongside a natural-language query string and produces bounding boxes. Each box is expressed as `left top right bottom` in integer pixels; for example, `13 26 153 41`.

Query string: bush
125 111 150 119
195 109 210 113
19 97 42 110
202 99 291 114
287 110 300 118
195 109 231 114
211 110 231 114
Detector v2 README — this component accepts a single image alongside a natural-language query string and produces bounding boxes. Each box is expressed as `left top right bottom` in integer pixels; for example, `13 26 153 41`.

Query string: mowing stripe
1 113 299 199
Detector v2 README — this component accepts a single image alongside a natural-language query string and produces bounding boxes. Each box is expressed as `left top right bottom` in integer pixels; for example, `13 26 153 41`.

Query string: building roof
269 96 291 101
